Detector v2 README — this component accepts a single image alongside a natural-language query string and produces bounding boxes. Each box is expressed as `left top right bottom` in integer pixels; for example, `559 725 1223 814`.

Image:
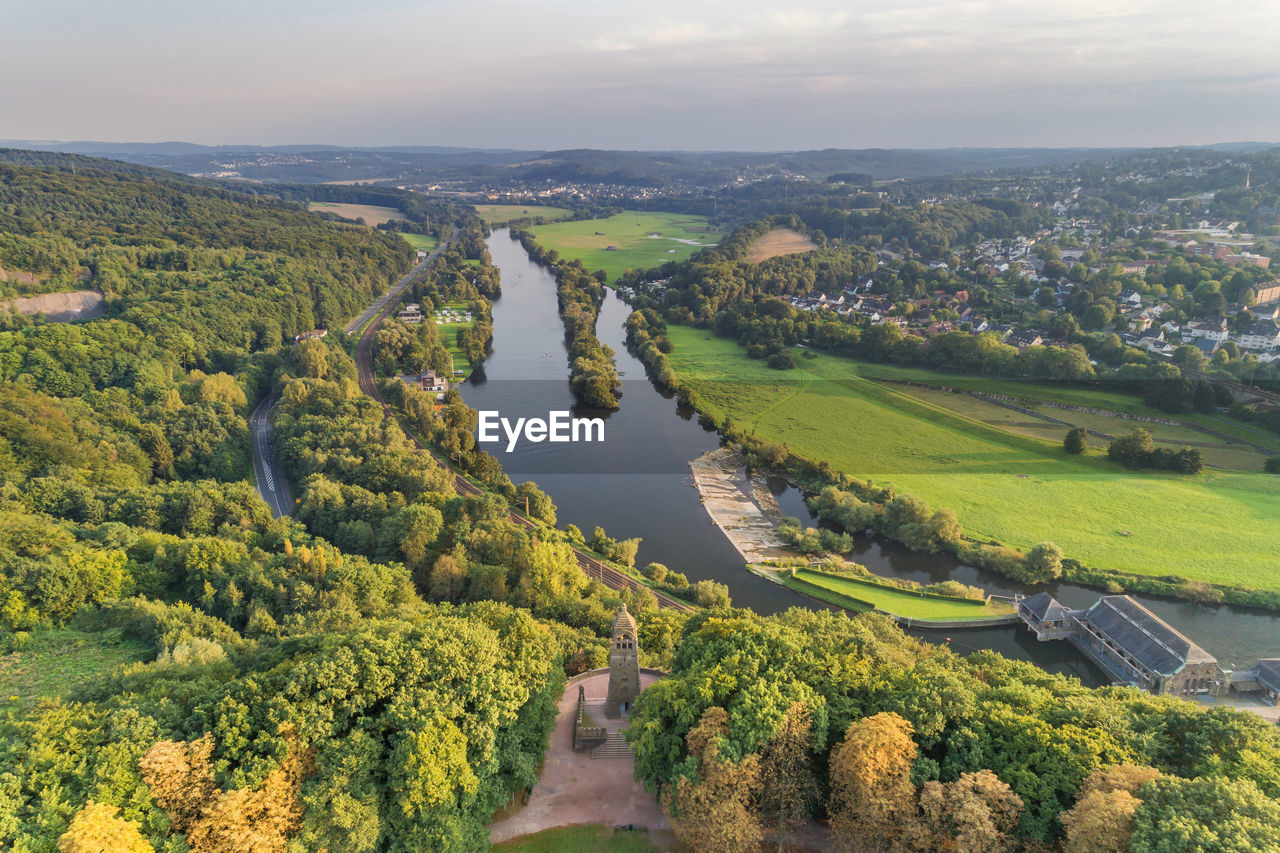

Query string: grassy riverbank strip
757 565 1016 623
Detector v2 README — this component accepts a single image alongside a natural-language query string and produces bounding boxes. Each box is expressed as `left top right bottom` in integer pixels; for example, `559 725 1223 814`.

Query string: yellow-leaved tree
57 801 153 853
828 711 918 852
664 706 763 851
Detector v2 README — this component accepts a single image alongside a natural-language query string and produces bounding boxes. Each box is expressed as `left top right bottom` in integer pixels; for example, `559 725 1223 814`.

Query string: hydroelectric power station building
1019 593 1227 696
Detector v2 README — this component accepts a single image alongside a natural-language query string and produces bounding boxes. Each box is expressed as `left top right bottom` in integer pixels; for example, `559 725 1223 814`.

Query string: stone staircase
590 732 634 760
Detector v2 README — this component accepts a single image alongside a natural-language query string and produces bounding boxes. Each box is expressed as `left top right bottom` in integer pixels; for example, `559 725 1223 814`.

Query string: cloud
1 0 1278 148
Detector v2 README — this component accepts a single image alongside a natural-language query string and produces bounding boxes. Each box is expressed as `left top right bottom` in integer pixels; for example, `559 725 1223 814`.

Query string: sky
2 0 1278 151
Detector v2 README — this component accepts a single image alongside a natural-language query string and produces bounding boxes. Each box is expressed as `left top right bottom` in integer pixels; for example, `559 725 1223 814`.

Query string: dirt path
488 671 670 845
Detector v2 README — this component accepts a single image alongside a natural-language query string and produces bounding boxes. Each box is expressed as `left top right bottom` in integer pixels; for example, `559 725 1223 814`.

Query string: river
465 230 1279 681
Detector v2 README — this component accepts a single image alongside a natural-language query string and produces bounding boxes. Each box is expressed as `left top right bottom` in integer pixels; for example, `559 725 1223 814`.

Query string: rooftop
1021 592 1070 622
1082 595 1216 677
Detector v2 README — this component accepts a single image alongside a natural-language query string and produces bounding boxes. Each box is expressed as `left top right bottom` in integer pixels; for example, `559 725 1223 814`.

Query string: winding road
251 227 690 610
250 395 293 518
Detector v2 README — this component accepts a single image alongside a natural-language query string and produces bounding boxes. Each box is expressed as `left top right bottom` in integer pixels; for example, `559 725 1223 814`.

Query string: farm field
849 360 1280 460
664 326 1280 591
307 201 406 226
785 569 1013 621
527 211 722 282
0 628 149 709
473 204 572 225
401 232 438 252
745 226 819 262
894 385 1277 472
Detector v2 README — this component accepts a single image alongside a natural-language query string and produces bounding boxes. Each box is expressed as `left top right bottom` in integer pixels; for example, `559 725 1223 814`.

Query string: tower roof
613 603 637 636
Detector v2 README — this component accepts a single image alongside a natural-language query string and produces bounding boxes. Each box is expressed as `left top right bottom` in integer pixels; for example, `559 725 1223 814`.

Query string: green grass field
401 232 438 252
666 327 1280 591
527 211 722 282
0 628 149 708
784 569 1012 621
307 201 405 226
493 825 657 852
432 301 477 377
892 385 1280 472
474 204 573 226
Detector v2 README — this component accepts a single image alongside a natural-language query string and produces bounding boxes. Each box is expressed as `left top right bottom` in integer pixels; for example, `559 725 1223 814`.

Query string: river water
465 230 1280 681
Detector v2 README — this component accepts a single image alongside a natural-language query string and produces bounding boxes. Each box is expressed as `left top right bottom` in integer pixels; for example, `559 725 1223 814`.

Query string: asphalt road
250 395 293 518
250 231 451 518
343 229 452 335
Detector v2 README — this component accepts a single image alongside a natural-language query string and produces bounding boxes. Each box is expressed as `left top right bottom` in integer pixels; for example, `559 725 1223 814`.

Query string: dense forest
0 154 1276 852
631 608 1280 851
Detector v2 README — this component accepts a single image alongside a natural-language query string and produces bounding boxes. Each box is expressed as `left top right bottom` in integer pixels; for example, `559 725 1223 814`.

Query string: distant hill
1 139 1275 185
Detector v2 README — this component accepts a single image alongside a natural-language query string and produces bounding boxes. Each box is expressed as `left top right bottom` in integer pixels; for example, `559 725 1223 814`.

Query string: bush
1107 429 1202 474
689 580 731 608
767 351 797 370
1064 427 1087 454
1266 456 1280 474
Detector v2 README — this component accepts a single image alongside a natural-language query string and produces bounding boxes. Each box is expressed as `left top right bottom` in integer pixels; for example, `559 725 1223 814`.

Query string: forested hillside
0 154 687 851
0 157 563 850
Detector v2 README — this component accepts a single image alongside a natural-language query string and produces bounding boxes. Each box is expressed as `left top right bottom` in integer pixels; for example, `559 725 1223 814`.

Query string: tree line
511 229 622 408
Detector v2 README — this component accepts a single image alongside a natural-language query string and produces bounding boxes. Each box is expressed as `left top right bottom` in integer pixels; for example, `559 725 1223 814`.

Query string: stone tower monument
605 603 641 718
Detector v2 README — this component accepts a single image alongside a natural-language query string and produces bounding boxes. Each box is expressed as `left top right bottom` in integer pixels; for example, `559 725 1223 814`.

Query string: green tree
1129 775 1280 853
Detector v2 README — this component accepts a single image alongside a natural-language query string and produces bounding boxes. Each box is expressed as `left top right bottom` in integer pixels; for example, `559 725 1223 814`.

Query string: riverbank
688 447 793 564
663 325 1280 608
690 447 1018 624
765 566 1019 627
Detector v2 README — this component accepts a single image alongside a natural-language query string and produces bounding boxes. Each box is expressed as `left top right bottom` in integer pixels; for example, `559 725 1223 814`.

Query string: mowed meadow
473 203 572 225
527 211 722 281
745 226 819 262
665 326 1280 591
306 201 406 225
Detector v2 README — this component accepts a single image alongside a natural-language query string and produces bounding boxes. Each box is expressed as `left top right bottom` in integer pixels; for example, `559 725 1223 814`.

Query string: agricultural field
894 386 1280 472
307 201 406 226
784 569 1013 621
400 232 438 252
665 326 1280 591
527 211 722 282
745 226 819 262
473 204 572 225
0 628 150 709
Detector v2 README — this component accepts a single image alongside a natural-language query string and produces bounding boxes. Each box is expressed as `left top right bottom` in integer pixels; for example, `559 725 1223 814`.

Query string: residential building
1237 320 1280 351
1250 282 1280 305
1006 329 1044 349
1185 319 1229 343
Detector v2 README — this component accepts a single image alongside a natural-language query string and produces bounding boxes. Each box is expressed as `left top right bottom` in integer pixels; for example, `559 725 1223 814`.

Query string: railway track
353 242 692 612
